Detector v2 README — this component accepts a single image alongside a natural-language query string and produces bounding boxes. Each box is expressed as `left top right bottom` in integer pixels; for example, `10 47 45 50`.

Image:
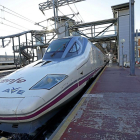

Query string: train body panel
0 36 106 133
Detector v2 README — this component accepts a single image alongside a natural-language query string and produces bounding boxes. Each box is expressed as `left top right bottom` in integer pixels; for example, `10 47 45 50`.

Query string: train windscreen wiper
51 44 66 57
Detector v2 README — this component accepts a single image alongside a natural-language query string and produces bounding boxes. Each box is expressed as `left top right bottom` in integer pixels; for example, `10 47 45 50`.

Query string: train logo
0 77 26 84
2 87 25 94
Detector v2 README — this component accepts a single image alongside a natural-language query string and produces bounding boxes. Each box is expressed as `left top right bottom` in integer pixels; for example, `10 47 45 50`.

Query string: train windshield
43 38 71 59
47 38 71 52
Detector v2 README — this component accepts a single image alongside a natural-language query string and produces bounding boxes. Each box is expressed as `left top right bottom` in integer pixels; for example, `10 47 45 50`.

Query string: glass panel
70 44 77 53
76 43 80 51
31 75 67 90
46 38 71 53
65 42 82 58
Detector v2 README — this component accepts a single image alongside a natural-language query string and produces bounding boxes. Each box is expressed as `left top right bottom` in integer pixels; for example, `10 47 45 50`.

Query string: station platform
49 63 140 140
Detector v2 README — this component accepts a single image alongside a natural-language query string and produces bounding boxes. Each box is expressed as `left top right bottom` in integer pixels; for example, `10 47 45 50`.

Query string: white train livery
0 36 107 133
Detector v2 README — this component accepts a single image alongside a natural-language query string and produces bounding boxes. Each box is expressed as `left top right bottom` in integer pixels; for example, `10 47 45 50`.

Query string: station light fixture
120 39 125 44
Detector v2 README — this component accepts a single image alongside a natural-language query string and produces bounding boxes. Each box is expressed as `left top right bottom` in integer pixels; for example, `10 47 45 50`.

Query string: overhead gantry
0 2 133 68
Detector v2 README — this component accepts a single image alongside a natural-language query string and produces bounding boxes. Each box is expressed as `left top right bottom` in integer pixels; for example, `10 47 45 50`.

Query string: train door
77 42 92 90
92 45 96 71
77 62 88 90
65 41 84 90
92 45 98 70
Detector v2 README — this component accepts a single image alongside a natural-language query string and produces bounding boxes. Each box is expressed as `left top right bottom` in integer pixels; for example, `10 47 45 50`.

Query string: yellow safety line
51 66 106 140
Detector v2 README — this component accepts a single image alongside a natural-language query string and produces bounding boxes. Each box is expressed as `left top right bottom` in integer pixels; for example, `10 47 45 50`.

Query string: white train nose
0 97 24 116
0 96 46 133
0 96 45 121
16 96 45 122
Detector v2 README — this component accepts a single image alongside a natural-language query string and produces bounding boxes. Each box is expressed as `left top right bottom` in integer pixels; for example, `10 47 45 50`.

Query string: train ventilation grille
34 61 44 66
41 61 52 66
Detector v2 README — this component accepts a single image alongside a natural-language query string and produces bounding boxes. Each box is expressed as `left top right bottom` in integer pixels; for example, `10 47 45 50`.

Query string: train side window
76 43 80 53
70 44 77 53
66 42 81 58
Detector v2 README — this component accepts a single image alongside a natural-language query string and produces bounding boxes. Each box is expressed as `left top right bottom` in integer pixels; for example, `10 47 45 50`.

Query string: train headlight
30 74 67 90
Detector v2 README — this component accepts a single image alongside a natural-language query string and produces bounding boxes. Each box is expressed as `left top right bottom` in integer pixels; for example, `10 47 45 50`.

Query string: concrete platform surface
50 64 140 140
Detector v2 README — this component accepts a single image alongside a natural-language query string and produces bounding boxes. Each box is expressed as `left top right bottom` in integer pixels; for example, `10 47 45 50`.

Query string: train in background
0 55 15 65
0 36 108 133
0 55 20 70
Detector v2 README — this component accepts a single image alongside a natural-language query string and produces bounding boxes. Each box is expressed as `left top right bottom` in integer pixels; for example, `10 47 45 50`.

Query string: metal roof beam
89 34 117 42
0 30 33 39
73 18 117 28
94 23 114 38
0 30 54 39
39 0 85 12
111 2 129 11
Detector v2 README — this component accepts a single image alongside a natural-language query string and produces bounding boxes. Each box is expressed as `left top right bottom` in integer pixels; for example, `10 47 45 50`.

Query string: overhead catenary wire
0 17 30 30
53 4 76 25
0 5 35 24
68 3 87 34
51 0 79 23
0 5 45 30
0 7 5 21
1 9 35 24
57 7 65 16
63 0 83 23
57 7 77 22
66 4 79 23
38 0 81 32
64 4 88 35
0 22 25 31
47 18 55 30
0 1 87 43
44 1 65 31
74 3 85 23
72 7 83 23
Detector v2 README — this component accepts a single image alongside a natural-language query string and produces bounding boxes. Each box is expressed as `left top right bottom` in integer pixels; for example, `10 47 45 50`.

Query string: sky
0 0 140 55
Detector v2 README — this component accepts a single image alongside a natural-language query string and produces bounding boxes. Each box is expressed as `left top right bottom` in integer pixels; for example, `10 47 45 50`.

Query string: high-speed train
0 36 107 133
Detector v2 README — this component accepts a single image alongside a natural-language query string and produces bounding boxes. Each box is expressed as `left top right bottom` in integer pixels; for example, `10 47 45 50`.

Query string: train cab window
43 38 71 59
69 44 77 53
66 42 81 58
76 43 80 52
46 38 71 53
